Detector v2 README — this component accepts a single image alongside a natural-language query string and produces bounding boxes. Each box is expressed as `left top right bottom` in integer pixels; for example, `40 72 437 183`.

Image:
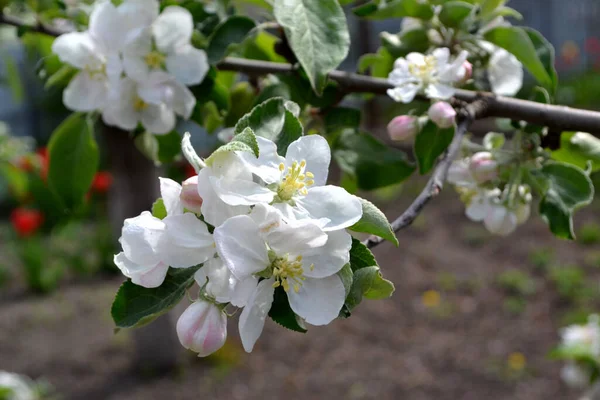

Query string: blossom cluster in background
115 134 364 356
51 0 208 134
557 315 600 389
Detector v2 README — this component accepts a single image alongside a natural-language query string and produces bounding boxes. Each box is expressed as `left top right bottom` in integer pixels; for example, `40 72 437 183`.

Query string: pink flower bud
180 176 203 214
177 301 227 357
460 61 473 83
469 152 498 183
428 102 456 128
387 116 419 141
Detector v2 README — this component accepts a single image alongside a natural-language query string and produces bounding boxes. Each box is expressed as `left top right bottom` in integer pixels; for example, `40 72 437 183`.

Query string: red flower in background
10 208 44 238
185 164 196 179
16 147 49 179
92 171 113 194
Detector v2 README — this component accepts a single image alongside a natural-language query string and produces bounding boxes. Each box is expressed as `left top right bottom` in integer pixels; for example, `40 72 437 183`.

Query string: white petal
166 81 196 119
159 177 183 216
295 186 363 231
89 1 125 51
483 206 517 236
140 103 176 134
122 29 153 81
153 6 193 52
52 32 98 69
214 215 269 279
166 45 209 85
387 85 419 103
264 219 328 257
120 211 165 265
425 83 456 100
465 196 489 222
287 275 345 326
438 50 468 83
489 48 523 96
102 78 138 130
162 214 215 268
406 52 427 65
118 0 159 41
431 47 450 66
131 262 169 288
197 167 250 227
230 276 259 307
210 175 274 206
447 159 474 187
237 136 284 184
285 135 330 187
239 278 275 352
301 229 352 278
63 72 108 112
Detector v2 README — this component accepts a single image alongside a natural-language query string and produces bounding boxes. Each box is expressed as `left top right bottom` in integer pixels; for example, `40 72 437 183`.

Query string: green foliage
111 265 201 329
135 131 182 165
273 0 350 94
18 237 65 294
349 197 399 246
152 198 167 220
47 113 99 211
348 237 377 272
537 162 594 240
268 286 307 333
578 222 600 245
207 16 256 63
484 26 557 93
552 132 600 172
528 247 554 272
503 297 526 315
353 0 434 20
548 265 585 301
438 1 474 28
496 269 537 297
206 127 259 166
333 130 415 190
414 121 454 175
234 97 303 155
381 29 429 59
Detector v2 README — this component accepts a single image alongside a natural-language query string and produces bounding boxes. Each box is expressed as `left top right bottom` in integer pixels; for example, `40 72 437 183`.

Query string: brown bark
103 125 181 373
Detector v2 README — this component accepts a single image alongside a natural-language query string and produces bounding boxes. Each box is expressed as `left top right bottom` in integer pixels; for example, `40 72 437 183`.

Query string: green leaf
334 130 415 190
155 131 182 164
483 132 505 150
253 83 291 106
484 26 555 91
48 113 99 210
438 1 474 28
338 263 353 298
414 121 454 175
44 64 76 89
523 27 558 94
206 127 259 166
234 97 303 155
111 265 201 329
353 0 434 20
324 107 361 133
268 286 307 333
349 237 377 272
273 0 350 95
358 47 394 78
353 266 395 300
189 68 230 113
206 16 256 63
224 82 256 127
381 28 429 59
552 132 600 172
152 198 167 220
538 162 594 240
349 197 398 246
480 0 504 17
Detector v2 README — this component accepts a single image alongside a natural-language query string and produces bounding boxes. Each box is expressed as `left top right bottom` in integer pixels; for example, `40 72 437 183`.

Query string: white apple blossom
479 41 523 96
387 48 469 103
102 72 195 134
176 300 227 356
0 371 38 400
114 178 216 287
194 257 257 307
483 204 517 236
561 315 600 357
228 135 363 231
214 204 351 352
52 1 125 112
122 6 209 85
561 362 590 389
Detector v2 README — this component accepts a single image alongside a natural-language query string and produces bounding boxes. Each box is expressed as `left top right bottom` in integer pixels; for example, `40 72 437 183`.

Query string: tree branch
362 98 491 249
3 13 600 135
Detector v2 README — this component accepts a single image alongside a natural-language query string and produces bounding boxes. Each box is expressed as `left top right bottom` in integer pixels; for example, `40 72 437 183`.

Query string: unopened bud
387 115 419 141
428 102 456 128
469 152 498 183
483 205 517 236
180 176 203 214
458 61 473 83
176 300 227 357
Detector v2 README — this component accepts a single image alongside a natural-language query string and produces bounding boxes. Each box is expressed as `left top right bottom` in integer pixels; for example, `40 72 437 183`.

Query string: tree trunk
103 125 181 373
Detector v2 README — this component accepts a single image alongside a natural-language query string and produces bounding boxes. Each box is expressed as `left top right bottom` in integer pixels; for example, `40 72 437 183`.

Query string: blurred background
1 1 600 399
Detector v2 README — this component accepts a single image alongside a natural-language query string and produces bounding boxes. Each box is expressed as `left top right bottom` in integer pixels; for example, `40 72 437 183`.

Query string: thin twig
363 98 491 249
3 13 600 135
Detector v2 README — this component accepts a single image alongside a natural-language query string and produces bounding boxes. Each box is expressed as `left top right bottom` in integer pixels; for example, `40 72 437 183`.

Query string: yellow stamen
276 159 314 201
272 254 305 293
144 51 166 69
133 97 149 112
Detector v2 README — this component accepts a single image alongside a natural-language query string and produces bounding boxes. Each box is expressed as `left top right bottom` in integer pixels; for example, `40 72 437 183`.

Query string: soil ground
1 186 599 400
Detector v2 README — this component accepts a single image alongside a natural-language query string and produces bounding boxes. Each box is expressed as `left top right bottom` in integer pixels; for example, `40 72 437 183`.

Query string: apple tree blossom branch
362 98 490 249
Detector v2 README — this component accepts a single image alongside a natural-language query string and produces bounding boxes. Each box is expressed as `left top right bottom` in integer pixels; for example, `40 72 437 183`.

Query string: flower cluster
557 316 600 388
115 134 364 355
52 0 208 134
447 135 532 236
